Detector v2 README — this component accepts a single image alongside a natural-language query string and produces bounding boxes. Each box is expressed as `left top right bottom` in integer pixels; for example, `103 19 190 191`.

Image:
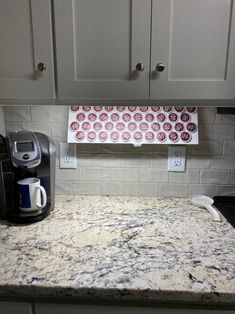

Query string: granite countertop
0 195 235 305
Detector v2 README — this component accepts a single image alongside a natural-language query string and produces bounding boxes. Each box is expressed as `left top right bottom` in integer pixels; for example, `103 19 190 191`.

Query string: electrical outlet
168 145 186 172
59 143 77 169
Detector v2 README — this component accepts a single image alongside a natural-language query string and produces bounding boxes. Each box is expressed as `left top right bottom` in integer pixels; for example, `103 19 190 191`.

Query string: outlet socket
59 143 77 169
168 145 186 172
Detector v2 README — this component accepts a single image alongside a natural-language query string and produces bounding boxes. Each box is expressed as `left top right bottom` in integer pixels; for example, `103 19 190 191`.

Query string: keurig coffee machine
0 131 56 223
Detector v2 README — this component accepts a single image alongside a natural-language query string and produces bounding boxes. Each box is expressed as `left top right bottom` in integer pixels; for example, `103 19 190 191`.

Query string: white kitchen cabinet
35 303 235 314
0 302 33 314
150 0 235 101
0 0 55 99
54 0 235 103
1 0 235 104
54 0 151 100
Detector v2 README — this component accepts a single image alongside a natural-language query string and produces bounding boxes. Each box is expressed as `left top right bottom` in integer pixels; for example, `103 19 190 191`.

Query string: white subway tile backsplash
198 107 216 124
21 122 51 136
51 122 67 139
129 183 158 197
110 168 139 182
211 157 235 169
73 181 101 195
120 156 151 168
4 122 22 133
76 154 93 167
223 140 235 155
92 155 120 168
60 106 69 122
159 184 188 197
56 168 80 181
31 106 62 122
230 171 235 184
4 106 30 122
151 156 168 169
218 185 235 196
80 167 110 181
188 140 223 155
55 181 73 195
215 113 235 124
3 106 235 197
169 170 199 184
76 144 103 154
200 170 230 184
140 169 168 183
101 182 129 196
200 125 234 140
103 144 164 155
188 184 218 197
134 144 164 155
186 156 211 169
102 144 133 154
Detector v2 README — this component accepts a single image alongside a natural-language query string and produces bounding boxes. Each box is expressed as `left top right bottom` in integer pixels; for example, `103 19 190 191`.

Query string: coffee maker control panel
8 131 41 168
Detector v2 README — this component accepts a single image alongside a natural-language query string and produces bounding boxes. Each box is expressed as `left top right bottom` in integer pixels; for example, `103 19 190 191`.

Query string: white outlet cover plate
168 145 186 172
59 143 77 169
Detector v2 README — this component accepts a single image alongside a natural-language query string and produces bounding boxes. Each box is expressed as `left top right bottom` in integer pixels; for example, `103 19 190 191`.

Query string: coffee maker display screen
17 142 34 152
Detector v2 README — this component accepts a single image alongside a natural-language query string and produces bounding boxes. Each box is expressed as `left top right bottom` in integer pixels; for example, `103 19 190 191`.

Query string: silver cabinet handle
37 62 47 72
136 63 145 72
156 63 165 72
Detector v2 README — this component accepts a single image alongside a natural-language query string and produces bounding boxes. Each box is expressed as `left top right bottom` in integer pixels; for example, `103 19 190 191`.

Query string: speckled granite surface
0 195 234 305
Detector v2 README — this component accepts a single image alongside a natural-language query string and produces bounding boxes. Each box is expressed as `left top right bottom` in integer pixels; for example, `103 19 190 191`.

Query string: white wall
3 106 235 197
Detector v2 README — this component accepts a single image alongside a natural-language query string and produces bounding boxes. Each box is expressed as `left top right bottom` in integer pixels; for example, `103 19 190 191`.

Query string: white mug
17 178 47 212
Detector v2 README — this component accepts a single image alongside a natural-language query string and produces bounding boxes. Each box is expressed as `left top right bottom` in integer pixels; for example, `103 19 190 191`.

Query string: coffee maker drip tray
213 196 235 228
7 204 50 224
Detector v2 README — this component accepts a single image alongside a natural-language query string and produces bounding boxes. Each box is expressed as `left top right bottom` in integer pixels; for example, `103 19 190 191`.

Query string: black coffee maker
0 131 56 224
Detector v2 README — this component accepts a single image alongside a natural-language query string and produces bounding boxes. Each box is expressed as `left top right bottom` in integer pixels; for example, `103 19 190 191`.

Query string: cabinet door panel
0 302 32 314
0 0 55 99
35 303 235 314
151 0 235 100
54 0 151 99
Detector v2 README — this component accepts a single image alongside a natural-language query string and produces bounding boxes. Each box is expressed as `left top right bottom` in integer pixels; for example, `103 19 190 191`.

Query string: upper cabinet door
0 0 55 99
54 0 151 100
151 0 235 100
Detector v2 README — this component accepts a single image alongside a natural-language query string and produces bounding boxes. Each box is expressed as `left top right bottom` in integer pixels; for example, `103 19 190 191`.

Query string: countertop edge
0 284 235 307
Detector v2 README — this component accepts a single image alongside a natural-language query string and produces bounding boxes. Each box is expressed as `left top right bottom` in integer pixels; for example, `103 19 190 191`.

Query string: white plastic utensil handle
36 186 47 209
191 195 221 222
205 204 221 222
